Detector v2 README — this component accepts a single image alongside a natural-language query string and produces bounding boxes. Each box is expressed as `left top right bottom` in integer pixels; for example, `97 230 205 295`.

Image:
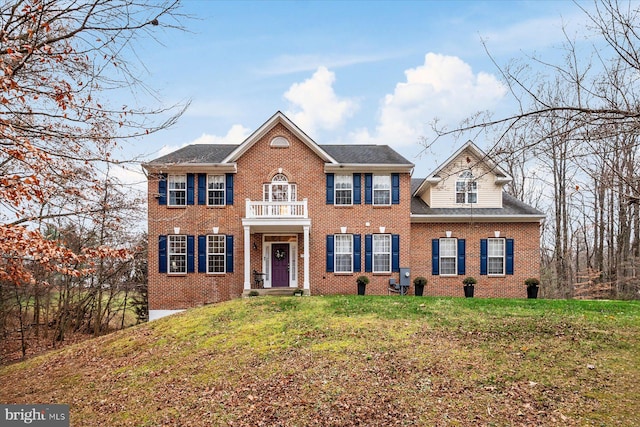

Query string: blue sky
115 0 591 186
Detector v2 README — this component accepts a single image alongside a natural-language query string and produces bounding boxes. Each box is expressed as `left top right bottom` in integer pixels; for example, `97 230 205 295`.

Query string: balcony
245 199 308 219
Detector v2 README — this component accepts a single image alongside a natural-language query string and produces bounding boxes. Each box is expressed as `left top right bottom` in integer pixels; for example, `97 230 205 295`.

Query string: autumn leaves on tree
1 0 181 285
0 0 182 359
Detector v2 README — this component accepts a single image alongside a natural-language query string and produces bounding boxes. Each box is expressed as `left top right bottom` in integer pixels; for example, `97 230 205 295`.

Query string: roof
320 145 412 165
410 178 545 220
144 111 413 172
146 143 413 166
149 144 237 164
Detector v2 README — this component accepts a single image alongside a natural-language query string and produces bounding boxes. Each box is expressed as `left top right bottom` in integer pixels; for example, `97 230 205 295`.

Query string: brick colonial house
144 111 544 320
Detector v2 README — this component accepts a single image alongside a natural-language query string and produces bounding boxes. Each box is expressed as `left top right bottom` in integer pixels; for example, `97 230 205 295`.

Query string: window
335 175 352 205
334 234 353 273
439 238 457 275
207 235 225 273
168 235 187 274
263 173 297 202
373 234 391 273
207 175 225 206
373 175 391 205
488 238 505 275
168 175 187 206
456 171 477 204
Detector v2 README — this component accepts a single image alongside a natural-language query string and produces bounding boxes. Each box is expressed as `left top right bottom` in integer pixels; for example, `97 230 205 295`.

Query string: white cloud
351 53 507 147
156 124 251 157
284 66 358 137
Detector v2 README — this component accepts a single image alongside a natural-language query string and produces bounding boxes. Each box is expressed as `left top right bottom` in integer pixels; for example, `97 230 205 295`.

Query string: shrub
413 276 427 286
463 276 477 285
525 278 540 288
356 276 369 286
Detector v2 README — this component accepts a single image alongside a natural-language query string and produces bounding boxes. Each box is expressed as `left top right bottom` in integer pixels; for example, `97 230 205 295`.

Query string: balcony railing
245 199 308 218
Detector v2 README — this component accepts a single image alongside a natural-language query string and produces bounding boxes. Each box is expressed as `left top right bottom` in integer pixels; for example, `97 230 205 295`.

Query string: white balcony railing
245 199 308 218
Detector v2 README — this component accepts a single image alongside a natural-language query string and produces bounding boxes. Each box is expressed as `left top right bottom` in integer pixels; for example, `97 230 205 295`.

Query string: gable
414 141 512 209
224 111 336 164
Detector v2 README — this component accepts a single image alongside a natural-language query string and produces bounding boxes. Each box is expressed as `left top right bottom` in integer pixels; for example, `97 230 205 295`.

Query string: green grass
1 296 639 426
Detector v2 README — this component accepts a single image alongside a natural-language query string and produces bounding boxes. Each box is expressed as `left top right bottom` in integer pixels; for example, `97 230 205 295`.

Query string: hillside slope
1 296 639 426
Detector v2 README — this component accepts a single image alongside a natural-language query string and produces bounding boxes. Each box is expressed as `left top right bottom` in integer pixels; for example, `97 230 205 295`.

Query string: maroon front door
271 244 290 287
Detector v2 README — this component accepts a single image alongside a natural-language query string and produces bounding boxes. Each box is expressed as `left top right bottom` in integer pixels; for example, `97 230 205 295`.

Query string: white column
303 225 310 290
244 226 251 290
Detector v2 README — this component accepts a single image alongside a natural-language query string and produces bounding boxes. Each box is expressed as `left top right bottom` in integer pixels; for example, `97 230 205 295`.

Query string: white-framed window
207 175 225 206
373 234 391 273
168 175 187 206
168 235 187 274
207 235 225 273
373 175 391 205
456 171 477 204
335 175 353 205
488 238 505 275
263 173 297 202
334 234 353 273
439 238 457 275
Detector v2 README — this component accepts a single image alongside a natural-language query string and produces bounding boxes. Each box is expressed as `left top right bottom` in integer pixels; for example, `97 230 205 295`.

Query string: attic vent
270 136 290 148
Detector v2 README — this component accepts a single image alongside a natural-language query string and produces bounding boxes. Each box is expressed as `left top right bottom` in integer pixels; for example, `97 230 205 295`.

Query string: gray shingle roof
410 178 545 217
148 143 414 166
321 145 413 165
149 144 238 164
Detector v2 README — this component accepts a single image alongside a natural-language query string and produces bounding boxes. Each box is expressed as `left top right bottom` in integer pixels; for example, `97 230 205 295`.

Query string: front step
242 288 309 297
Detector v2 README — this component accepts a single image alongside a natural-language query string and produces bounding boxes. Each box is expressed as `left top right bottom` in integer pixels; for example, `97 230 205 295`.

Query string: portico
242 198 311 292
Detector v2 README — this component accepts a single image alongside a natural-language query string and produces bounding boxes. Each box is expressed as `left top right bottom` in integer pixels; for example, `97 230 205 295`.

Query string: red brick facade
145 113 543 314
410 222 541 298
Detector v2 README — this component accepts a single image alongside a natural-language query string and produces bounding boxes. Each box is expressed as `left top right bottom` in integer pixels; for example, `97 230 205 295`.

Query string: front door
271 243 290 287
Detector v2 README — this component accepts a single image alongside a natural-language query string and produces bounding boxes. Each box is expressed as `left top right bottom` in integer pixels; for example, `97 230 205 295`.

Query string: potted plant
413 276 427 296
525 278 540 299
356 275 369 295
462 276 476 298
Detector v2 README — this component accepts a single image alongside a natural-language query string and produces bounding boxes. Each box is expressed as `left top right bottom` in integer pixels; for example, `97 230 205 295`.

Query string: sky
113 0 593 187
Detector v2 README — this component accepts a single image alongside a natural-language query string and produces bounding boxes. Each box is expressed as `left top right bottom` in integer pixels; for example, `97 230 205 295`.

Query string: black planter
414 284 424 296
357 282 366 295
463 284 474 298
527 286 539 299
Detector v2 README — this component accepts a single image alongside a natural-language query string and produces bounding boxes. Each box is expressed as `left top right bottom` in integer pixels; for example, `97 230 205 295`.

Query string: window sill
372 272 392 276
333 272 354 276
167 273 187 277
206 272 226 276
372 205 392 208
167 205 187 209
333 204 354 208
206 205 226 209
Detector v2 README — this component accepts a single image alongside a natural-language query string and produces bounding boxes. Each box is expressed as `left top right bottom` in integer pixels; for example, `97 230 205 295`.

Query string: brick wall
410 222 542 298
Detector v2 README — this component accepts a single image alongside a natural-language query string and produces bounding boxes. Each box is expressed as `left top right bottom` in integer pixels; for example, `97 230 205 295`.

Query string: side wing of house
410 141 545 298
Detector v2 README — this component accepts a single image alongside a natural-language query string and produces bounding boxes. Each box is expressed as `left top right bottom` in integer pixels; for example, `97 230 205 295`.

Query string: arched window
456 171 477 204
263 174 297 202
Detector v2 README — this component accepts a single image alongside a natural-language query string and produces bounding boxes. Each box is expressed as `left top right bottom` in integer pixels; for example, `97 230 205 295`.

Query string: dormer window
456 171 477 204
